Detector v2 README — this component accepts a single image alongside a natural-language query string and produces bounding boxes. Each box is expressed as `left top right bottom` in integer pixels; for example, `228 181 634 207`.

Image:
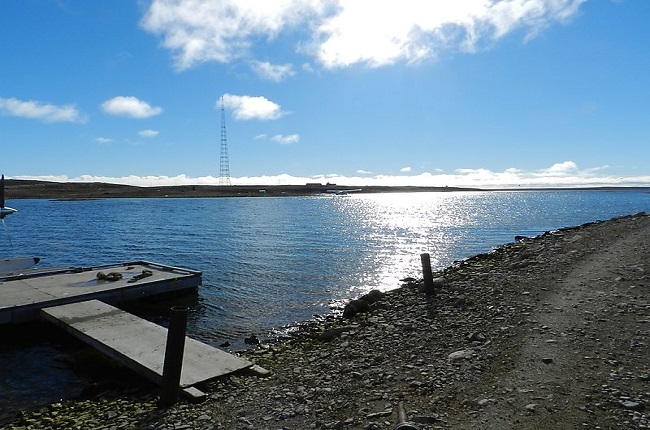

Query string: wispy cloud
271 134 300 144
95 137 113 144
141 0 586 70
139 129 160 137
14 161 650 188
101 96 163 119
0 97 86 123
251 61 296 81
400 166 412 173
220 94 284 120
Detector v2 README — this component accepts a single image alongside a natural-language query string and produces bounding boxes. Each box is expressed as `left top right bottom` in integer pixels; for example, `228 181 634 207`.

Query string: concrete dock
0 261 202 324
1 261 264 395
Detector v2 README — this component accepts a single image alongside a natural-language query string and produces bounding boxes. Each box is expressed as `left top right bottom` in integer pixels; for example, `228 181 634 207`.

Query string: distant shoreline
5 179 650 200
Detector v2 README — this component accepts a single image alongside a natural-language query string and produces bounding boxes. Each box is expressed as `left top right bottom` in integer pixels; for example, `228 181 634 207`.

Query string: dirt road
447 213 649 429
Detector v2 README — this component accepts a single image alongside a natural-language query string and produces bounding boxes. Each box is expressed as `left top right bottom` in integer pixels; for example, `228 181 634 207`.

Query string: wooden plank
41 300 254 387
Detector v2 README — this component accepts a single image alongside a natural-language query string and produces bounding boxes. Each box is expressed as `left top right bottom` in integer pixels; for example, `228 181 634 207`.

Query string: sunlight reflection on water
331 192 486 293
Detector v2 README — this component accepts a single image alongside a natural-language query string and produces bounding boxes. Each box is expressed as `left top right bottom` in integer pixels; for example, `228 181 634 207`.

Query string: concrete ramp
41 300 254 388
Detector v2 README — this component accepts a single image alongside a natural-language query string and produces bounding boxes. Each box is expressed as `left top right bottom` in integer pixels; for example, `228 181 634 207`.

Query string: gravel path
3 213 649 430
448 213 650 429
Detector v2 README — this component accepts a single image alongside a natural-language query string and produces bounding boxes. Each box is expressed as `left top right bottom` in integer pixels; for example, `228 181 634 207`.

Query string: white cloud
95 137 113 144
314 0 587 68
251 61 296 81
141 0 586 70
15 161 650 188
0 97 86 123
271 134 300 144
220 94 284 120
400 166 412 173
256 133 300 144
357 170 372 175
141 0 329 70
139 129 160 137
101 96 163 118
544 160 578 174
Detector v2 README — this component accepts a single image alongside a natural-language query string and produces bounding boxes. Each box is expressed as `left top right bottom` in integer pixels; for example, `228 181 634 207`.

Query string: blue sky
1 0 648 188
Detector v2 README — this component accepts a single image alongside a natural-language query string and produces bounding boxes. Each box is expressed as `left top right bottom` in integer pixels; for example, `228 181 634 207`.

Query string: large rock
359 289 385 304
343 299 370 318
342 289 385 318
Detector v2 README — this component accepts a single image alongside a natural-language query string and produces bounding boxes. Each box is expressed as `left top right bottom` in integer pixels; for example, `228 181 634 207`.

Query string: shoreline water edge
3 212 650 429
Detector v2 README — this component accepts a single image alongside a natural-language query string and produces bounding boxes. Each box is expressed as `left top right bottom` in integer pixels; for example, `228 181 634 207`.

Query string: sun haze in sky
0 0 648 188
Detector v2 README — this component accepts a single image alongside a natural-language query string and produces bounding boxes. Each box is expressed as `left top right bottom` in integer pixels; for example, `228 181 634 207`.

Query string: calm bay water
1 189 649 420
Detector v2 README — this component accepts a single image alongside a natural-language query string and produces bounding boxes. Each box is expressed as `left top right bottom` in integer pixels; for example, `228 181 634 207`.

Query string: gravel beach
3 212 649 430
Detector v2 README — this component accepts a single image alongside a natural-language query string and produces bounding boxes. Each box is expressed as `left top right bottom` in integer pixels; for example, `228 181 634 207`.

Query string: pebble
620 400 642 411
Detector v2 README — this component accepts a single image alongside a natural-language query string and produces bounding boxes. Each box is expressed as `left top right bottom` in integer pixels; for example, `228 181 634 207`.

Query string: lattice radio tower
219 97 232 185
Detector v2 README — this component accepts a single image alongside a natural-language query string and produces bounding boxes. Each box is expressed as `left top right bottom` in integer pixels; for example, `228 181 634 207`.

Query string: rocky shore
3 212 649 429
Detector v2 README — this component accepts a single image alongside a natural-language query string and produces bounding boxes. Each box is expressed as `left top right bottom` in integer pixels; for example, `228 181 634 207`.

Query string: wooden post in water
160 306 188 406
420 253 435 296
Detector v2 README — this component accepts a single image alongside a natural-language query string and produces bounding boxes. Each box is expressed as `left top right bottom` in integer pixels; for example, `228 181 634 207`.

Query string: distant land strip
4 179 649 200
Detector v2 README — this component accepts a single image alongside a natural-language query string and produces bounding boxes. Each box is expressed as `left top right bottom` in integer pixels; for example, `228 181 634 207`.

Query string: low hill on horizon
5 179 647 200
4 179 479 199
